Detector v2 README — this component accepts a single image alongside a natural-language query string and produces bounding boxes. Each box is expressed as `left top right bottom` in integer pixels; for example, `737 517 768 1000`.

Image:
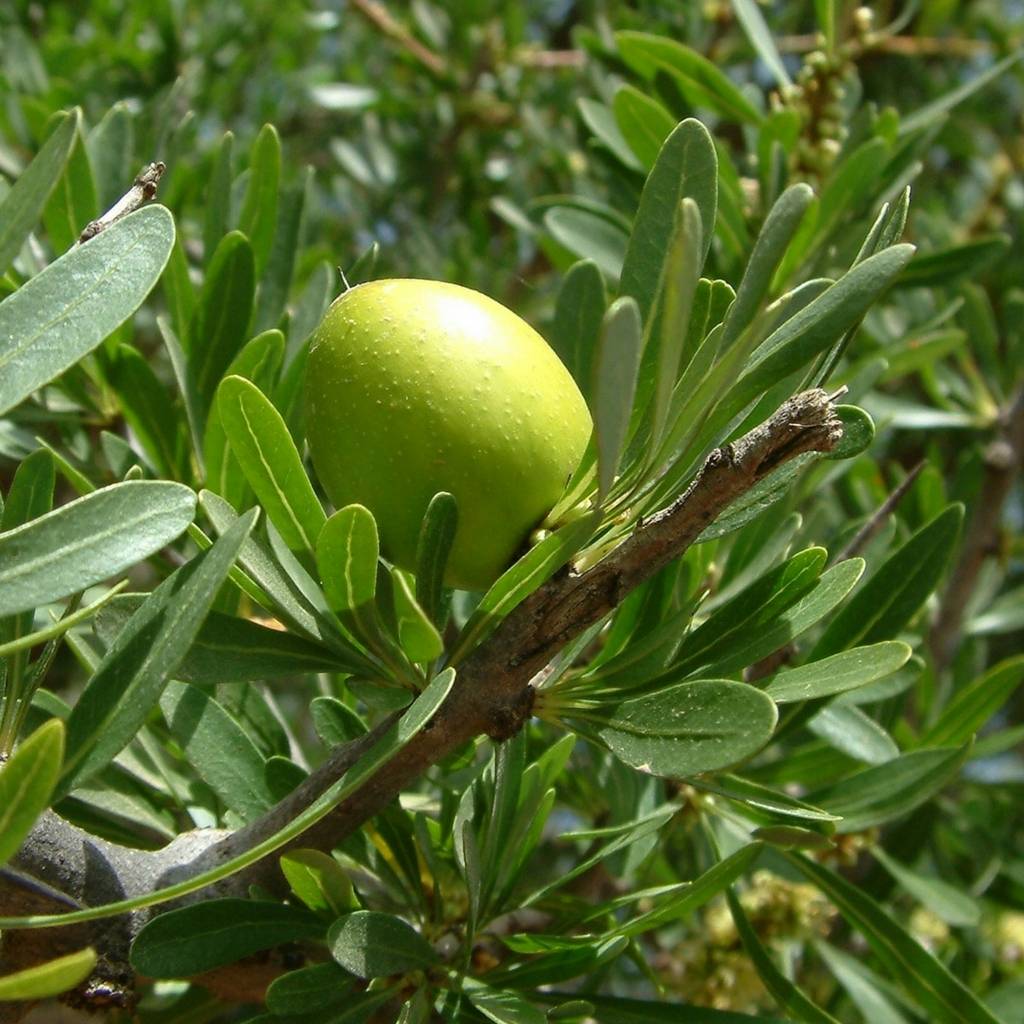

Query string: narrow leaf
765 642 912 703
0 109 78 275
620 118 718 320
414 491 457 627
812 504 963 657
731 0 792 88
217 375 326 553
594 297 643 497
160 681 274 822
787 853 1002 1024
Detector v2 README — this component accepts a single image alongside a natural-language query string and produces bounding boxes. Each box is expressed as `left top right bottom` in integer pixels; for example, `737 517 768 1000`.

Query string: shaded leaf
0 108 78 275
328 911 437 979
131 898 323 978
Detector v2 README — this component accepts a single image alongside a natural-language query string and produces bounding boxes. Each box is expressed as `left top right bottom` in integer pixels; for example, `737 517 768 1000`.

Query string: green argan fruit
304 279 593 591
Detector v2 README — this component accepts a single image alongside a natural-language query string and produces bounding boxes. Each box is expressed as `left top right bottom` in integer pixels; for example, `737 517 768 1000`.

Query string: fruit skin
304 279 593 591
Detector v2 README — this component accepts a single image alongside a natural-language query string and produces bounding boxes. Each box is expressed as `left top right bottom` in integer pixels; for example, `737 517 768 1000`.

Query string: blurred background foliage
1 0 1024 1020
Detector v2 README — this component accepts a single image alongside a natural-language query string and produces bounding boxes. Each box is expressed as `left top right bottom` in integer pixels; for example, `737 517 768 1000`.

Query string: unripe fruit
304 279 593 591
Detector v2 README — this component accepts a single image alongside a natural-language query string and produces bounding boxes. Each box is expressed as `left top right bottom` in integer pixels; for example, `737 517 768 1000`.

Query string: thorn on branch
78 161 166 243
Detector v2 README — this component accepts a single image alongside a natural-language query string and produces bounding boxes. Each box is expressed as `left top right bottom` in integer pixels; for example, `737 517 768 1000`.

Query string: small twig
834 460 926 563
775 33 992 58
514 48 586 69
348 0 448 79
931 387 1024 670
78 162 165 243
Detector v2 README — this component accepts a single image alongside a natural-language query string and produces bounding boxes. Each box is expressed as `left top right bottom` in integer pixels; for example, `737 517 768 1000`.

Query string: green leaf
575 680 777 778
613 842 764 939
0 481 195 618
203 328 285 509
810 746 969 832
707 558 864 679
0 205 175 417
265 962 354 1015
872 848 980 928
328 911 438 979
280 849 355 917
898 50 1023 135
392 568 443 663
612 86 676 170
552 259 606 396
317 504 379 614
189 232 256 415
673 547 827 676
217 375 326 553
577 97 645 173
414 492 457 627
812 504 963 657
238 123 281 276
722 183 814 351
648 198 703 452
130 898 323 978
199 490 327 642
727 888 839 1023
765 642 911 703
255 167 310 331
786 853 1002 1024
203 131 234 260
617 32 764 126
920 656 1024 748
619 118 718 321
730 0 792 88
544 207 627 279
896 236 1011 290
159 681 274 822
0 108 78 275
594 297 643 498
808 705 900 765
106 342 183 478
41 113 98 253
451 513 600 664
721 244 915 422
0 719 64 865
0 947 96 1001
59 509 256 795
814 941 912 1024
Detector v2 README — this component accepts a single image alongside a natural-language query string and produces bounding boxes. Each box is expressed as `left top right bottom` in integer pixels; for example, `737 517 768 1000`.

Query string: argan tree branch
1 388 842 1013
930 386 1024 670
